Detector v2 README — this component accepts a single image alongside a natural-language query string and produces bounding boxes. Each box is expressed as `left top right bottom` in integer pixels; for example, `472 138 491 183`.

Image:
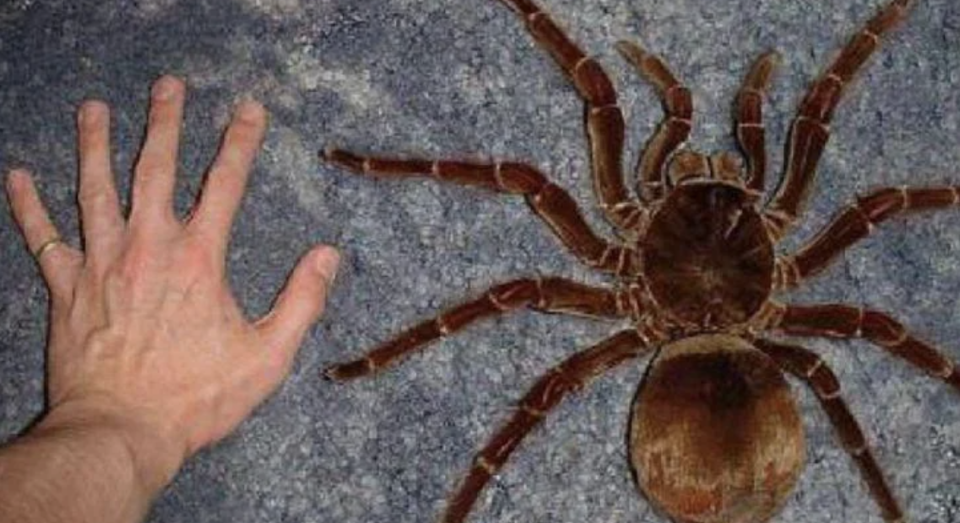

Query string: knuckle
49 284 75 312
172 241 220 280
109 257 141 289
78 187 113 209
182 253 217 279
84 326 125 358
134 161 172 181
204 167 237 195
18 212 46 233
111 240 155 282
183 227 224 255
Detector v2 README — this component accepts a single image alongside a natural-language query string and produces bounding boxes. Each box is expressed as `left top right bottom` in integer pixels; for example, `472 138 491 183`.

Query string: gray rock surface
1 0 959 522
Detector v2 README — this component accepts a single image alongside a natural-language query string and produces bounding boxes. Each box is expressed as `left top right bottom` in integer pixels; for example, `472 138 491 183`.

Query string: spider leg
616 41 693 202
772 303 960 392
735 51 780 194
324 278 641 380
441 329 651 523
765 0 914 239
323 150 637 275
774 186 959 288
755 339 903 522
495 0 644 230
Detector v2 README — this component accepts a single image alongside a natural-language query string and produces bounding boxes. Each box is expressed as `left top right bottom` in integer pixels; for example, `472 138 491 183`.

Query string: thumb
257 245 340 358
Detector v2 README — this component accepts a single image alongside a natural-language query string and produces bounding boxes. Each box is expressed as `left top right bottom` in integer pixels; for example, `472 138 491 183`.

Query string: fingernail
78 100 107 127
152 75 181 101
237 100 265 124
6 169 28 191
315 247 340 284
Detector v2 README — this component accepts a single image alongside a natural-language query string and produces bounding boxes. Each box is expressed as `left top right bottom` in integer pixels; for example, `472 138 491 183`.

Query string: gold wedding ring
33 236 63 260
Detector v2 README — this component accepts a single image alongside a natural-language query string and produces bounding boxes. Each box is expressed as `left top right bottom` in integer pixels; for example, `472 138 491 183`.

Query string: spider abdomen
630 335 804 523
641 182 774 328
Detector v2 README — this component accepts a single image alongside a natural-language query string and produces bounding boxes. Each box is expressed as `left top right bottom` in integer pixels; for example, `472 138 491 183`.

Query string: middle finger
77 100 124 260
130 75 185 225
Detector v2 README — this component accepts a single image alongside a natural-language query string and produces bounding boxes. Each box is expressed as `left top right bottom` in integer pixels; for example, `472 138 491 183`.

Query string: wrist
36 396 187 497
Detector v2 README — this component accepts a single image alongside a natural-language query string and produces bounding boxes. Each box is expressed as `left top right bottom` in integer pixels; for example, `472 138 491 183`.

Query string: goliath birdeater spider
323 0 958 521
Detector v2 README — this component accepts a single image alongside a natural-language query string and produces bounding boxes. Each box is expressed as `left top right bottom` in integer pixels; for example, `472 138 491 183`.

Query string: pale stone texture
0 0 958 522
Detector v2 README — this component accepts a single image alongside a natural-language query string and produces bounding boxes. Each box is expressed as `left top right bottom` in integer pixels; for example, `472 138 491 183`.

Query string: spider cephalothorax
640 179 773 330
323 0 959 521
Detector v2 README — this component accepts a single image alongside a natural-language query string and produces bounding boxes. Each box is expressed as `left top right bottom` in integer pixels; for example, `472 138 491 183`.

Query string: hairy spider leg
441 330 651 523
324 277 637 380
774 186 960 288
773 303 960 392
496 0 644 230
766 0 915 239
756 339 903 522
323 150 637 275
616 41 694 203
735 51 780 194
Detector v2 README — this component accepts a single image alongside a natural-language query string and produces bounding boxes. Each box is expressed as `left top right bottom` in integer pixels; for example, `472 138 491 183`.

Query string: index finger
187 100 267 248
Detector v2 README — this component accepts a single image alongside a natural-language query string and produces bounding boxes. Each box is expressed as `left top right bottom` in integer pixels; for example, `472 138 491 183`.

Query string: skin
0 75 340 523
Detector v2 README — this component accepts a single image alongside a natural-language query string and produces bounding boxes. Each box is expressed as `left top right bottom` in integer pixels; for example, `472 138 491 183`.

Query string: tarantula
323 0 959 521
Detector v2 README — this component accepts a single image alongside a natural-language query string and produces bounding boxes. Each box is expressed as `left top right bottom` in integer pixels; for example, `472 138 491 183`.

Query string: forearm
0 407 181 523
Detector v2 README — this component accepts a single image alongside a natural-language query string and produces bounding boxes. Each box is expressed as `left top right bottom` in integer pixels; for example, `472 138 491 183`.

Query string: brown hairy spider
323 0 959 521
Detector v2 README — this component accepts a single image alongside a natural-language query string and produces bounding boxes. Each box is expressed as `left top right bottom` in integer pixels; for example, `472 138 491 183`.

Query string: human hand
4 76 339 491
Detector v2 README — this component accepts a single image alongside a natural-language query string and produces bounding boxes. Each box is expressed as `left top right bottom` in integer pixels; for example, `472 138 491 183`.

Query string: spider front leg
324 277 638 380
773 303 960 392
323 150 637 275
616 41 693 202
766 0 914 238
442 330 651 523
756 339 903 522
775 186 959 287
496 0 644 230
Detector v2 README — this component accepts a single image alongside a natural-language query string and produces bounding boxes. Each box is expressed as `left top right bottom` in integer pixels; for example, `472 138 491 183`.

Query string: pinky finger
6 170 81 298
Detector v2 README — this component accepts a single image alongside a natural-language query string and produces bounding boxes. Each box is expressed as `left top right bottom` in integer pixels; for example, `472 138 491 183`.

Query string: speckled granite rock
1 0 958 522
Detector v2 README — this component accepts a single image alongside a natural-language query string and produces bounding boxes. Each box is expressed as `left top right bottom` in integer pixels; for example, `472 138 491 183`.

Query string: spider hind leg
757 339 904 521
